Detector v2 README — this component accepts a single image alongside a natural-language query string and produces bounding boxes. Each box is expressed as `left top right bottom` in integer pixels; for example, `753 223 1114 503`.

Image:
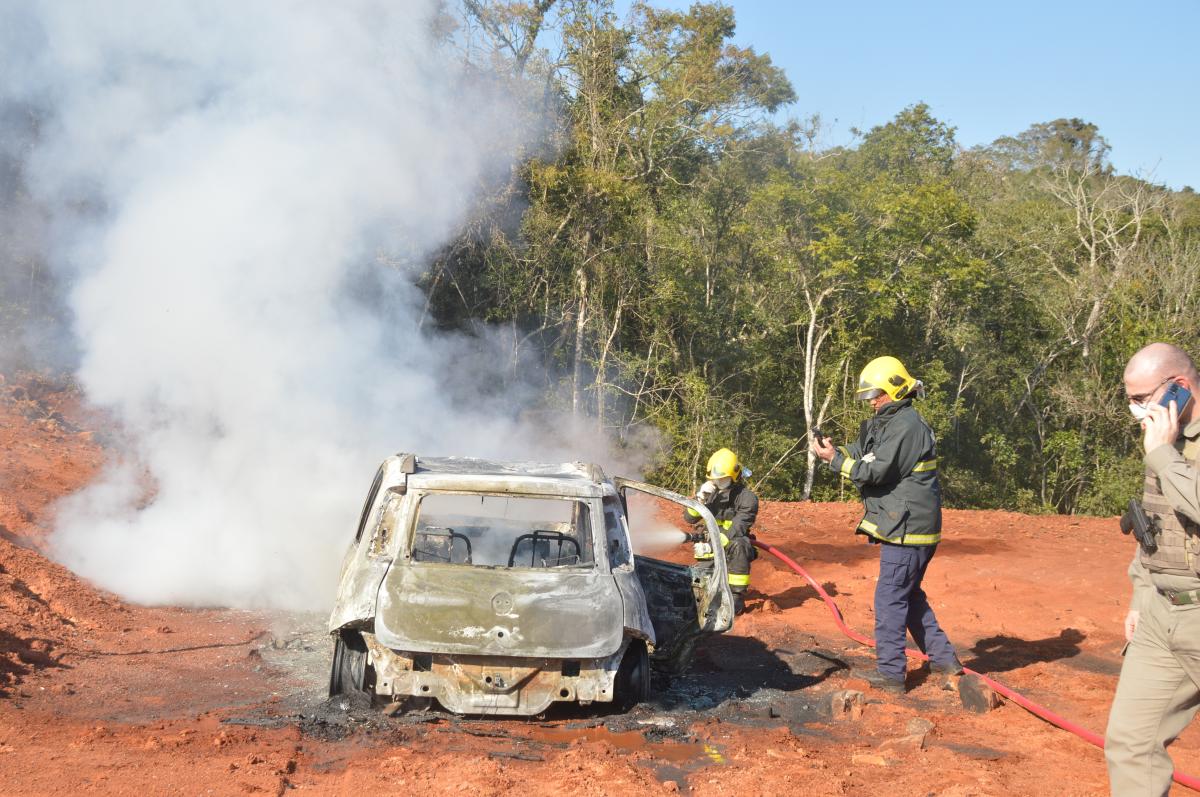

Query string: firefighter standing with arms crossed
684 448 758 616
811 356 963 693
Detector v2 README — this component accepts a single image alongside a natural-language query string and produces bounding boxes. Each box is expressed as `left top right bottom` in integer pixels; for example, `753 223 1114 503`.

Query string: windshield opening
411 493 595 569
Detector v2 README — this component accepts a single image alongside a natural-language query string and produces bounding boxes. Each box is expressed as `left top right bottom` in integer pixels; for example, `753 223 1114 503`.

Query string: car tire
328 630 375 697
615 639 650 711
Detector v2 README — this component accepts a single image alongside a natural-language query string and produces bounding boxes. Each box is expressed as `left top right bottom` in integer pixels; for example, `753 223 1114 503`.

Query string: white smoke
625 491 690 555
0 1 642 609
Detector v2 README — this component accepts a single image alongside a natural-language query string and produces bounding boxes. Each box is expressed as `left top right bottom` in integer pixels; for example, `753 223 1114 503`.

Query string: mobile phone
1160 381 1193 413
811 426 826 445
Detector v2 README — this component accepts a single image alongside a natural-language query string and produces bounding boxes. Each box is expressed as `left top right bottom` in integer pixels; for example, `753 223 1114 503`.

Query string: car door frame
612 477 734 636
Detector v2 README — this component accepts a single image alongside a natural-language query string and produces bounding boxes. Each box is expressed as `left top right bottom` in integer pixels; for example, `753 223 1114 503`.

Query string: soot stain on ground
230 611 847 788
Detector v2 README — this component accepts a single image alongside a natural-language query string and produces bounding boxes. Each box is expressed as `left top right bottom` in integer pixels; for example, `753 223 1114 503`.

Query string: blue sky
613 1 1199 190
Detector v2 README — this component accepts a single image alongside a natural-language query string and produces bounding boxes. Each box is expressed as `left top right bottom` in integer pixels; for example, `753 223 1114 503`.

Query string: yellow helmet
855 356 919 401
706 448 744 481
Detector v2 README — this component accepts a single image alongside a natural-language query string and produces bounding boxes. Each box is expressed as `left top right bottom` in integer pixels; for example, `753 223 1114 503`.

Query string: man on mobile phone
1107 342 1200 796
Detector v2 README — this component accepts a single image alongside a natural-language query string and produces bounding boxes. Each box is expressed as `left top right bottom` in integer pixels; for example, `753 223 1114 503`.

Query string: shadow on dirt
0 629 70 695
965 628 1086 673
644 632 846 725
768 582 840 610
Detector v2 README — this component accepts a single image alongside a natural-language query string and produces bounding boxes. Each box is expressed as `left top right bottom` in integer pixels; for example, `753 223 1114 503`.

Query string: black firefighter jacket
828 399 942 545
684 481 759 542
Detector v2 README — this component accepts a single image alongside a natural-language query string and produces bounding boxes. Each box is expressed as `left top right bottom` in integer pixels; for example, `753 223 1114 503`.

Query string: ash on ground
231 611 848 742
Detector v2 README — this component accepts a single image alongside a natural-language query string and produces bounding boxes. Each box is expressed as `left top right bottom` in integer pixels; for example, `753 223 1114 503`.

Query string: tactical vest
1141 434 1200 577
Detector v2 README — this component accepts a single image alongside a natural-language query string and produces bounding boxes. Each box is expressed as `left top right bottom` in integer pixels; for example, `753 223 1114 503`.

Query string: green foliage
432 0 1200 516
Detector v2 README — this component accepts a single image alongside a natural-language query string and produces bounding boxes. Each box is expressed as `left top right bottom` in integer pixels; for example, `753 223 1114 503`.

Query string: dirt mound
0 375 133 691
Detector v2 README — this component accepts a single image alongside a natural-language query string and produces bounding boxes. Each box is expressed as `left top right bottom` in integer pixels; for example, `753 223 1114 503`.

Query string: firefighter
811 356 962 694
684 448 758 615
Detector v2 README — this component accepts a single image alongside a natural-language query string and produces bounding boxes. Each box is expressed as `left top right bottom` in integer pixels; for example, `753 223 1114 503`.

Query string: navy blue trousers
873 542 957 680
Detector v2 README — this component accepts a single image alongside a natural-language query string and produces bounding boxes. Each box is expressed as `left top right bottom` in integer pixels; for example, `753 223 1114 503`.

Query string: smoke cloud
0 1 640 610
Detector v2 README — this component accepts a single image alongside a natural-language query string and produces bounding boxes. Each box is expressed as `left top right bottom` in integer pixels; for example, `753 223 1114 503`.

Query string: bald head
1125 343 1199 387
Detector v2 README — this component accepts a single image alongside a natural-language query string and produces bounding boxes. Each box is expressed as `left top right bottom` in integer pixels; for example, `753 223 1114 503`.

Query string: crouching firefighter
684 448 759 615
811 356 962 694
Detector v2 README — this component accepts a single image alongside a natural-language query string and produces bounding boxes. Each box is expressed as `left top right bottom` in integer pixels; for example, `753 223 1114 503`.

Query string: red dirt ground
0 375 1197 796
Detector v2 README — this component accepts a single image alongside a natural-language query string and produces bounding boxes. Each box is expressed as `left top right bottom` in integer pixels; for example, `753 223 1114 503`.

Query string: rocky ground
0 375 1197 795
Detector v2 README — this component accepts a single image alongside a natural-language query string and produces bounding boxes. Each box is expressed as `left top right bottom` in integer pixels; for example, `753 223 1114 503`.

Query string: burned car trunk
327 455 732 716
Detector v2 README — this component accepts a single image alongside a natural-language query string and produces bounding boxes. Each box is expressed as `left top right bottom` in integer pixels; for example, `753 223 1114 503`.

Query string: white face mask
714 476 733 490
1129 402 1149 422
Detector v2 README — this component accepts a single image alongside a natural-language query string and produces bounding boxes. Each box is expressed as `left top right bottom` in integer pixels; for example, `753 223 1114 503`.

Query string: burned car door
612 478 734 673
601 494 655 648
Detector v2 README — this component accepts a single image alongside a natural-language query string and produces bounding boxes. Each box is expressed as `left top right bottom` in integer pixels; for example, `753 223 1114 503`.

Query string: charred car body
327 454 734 715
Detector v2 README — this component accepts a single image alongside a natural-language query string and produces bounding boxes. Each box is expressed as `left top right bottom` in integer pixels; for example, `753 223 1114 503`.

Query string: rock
958 674 1003 713
880 732 927 751
759 599 781 614
906 717 935 735
830 689 865 721
662 781 679 793
851 753 890 767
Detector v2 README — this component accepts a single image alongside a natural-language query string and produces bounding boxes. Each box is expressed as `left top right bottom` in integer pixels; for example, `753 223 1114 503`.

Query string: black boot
859 668 906 695
931 655 964 676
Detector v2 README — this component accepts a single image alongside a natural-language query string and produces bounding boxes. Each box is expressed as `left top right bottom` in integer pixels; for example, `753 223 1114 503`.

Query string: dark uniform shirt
827 399 942 545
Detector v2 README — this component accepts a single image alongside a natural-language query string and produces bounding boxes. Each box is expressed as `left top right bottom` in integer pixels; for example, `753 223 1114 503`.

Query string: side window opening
411 493 595 569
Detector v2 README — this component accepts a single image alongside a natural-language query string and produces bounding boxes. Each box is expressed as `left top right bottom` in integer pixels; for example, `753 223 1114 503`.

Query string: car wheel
328 630 375 697
615 639 650 710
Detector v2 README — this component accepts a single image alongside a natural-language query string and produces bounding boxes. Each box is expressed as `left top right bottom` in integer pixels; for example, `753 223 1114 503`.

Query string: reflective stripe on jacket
828 399 942 546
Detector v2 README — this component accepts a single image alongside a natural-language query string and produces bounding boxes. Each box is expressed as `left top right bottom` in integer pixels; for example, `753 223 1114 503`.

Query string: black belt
1158 587 1200 606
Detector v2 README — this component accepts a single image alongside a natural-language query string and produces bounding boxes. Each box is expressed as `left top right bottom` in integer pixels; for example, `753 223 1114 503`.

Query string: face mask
1129 402 1149 422
714 476 732 490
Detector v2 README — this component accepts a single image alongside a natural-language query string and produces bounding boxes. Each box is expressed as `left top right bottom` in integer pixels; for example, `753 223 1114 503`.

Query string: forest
426 1 1200 513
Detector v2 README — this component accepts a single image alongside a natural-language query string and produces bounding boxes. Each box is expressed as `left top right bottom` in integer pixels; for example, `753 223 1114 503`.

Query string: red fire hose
752 539 1200 791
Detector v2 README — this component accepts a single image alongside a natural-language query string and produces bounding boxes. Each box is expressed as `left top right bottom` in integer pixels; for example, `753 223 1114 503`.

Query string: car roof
412 456 607 483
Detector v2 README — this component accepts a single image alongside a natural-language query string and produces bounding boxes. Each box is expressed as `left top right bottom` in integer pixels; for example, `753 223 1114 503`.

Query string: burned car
327 454 734 715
